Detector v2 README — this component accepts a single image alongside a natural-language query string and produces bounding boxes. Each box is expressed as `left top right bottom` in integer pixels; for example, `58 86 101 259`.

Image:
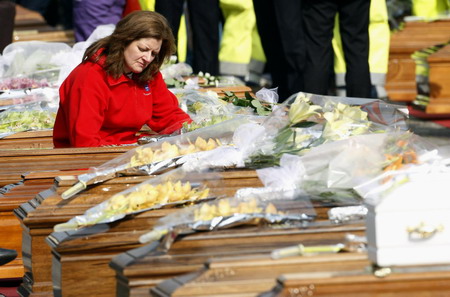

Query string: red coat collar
91 48 131 86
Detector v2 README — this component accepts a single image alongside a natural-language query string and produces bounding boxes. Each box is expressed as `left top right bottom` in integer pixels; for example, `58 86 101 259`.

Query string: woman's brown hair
83 11 176 85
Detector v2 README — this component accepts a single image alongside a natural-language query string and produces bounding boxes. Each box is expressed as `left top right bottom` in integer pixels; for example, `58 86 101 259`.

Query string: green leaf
256 107 271 116
245 91 254 100
292 121 317 128
251 99 262 108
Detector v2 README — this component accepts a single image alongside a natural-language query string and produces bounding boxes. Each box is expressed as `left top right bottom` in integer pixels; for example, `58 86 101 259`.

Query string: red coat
53 55 191 148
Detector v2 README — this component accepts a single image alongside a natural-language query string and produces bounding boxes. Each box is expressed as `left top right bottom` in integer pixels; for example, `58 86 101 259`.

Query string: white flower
205 90 219 100
288 94 321 124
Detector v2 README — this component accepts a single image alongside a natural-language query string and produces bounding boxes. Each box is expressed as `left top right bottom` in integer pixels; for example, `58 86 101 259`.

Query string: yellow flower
322 107 370 141
337 103 368 122
288 94 321 124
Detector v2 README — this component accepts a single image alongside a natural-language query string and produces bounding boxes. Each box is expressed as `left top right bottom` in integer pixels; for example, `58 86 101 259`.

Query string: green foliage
220 91 272 116
164 77 186 89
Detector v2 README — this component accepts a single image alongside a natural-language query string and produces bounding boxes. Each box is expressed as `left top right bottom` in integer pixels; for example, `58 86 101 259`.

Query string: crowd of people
0 0 382 100
2 0 450 101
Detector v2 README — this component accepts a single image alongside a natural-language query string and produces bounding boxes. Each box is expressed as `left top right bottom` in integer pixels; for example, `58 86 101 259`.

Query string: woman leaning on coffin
53 11 191 148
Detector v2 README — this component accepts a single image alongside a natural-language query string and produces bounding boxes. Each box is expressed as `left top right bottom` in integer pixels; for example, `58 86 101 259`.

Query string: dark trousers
155 0 221 75
303 0 372 98
0 1 15 53
253 0 305 101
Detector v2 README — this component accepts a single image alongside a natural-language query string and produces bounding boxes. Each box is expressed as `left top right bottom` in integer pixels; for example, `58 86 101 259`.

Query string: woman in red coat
53 11 191 148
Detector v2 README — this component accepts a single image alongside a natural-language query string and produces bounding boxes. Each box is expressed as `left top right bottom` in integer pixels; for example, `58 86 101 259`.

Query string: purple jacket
73 0 126 42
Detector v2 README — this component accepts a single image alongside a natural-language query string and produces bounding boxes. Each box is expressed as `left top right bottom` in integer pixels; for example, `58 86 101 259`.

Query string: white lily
288 94 321 125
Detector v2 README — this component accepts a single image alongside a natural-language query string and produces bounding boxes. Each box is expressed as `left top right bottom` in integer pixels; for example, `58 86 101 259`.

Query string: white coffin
364 171 450 267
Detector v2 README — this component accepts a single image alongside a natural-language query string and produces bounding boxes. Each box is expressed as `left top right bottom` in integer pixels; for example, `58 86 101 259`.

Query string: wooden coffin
13 4 75 44
386 19 450 102
13 30 75 44
110 204 364 297
199 85 253 98
18 169 262 297
151 253 370 297
0 172 56 279
153 246 450 297
14 4 51 31
0 146 131 287
0 131 54 150
0 146 132 188
14 173 151 297
426 43 450 114
263 262 450 297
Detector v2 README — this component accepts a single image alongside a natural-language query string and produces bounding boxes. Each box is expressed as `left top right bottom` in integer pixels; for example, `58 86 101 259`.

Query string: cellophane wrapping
0 86 58 110
354 132 449 205
1 41 72 84
0 90 59 138
139 187 317 250
68 117 253 196
54 167 221 232
254 131 442 208
182 91 407 172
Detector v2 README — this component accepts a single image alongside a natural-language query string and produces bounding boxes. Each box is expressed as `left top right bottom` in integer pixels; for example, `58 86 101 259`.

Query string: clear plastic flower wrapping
54 166 223 232
62 117 252 199
139 187 317 251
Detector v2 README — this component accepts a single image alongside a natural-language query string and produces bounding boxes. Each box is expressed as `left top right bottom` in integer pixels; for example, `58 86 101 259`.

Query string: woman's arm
54 65 110 147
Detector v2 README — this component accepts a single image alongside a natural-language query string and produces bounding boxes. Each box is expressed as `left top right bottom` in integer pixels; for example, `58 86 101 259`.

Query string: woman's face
123 38 162 74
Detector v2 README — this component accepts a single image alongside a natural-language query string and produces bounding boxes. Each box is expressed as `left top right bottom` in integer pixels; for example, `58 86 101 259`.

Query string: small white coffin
364 171 450 267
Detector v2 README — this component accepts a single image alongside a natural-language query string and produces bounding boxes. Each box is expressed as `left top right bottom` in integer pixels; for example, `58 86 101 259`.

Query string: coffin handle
407 222 444 240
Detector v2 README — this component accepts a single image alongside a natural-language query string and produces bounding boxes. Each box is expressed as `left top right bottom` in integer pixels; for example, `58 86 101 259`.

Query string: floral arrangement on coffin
62 136 224 200
0 96 59 138
179 93 406 174
54 168 215 232
177 88 275 133
253 131 440 208
354 131 444 204
0 77 50 91
138 187 316 249
61 117 250 200
0 106 56 134
246 93 389 168
164 71 246 89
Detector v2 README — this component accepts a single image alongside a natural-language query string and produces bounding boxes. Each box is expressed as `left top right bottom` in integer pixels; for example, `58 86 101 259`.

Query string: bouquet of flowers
245 92 406 168
354 131 445 205
0 97 58 138
138 187 316 250
61 117 252 199
54 167 218 232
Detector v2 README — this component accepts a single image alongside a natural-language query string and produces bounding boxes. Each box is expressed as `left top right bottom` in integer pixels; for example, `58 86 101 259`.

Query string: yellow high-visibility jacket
219 0 265 83
412 0 450 20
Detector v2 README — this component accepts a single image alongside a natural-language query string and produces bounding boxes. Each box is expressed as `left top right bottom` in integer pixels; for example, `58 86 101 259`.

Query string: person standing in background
0 0 15 53
411 0 450 19
333 0 389 99
73 0 126 42
219 0 266 86
253 0 305 101
303 0 372 98
154 0 221 75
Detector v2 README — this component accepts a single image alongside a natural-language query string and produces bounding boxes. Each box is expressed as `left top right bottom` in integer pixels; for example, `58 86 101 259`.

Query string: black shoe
0 248 17 266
